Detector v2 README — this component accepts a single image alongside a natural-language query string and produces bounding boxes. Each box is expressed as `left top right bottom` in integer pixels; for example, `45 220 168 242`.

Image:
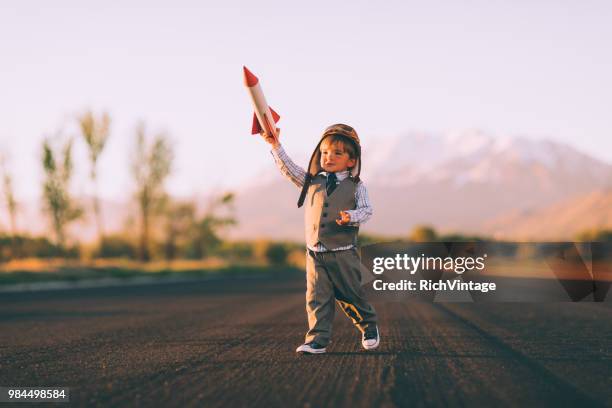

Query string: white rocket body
243 66 280 140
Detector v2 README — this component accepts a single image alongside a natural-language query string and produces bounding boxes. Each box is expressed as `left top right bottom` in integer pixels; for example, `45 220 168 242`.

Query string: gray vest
304 174 359 250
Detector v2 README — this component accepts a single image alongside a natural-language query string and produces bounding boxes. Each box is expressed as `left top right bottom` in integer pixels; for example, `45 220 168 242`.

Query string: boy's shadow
301 351 397 356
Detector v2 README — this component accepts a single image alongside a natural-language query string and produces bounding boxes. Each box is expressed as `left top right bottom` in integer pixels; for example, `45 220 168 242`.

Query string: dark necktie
326 173 337 195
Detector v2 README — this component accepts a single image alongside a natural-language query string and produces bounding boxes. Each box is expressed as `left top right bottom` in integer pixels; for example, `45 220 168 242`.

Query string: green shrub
96 235 136 259
265 243 289 265
0 235 78 260
576 229 612 242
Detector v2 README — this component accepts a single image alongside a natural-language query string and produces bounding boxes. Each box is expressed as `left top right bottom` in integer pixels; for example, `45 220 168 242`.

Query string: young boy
260 123 379 354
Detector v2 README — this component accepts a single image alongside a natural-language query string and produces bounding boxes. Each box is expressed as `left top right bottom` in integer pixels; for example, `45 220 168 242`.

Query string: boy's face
320 140 356 173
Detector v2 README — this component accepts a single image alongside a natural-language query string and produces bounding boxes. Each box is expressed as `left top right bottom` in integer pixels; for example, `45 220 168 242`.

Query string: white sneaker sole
362 327 380 350
296 344 327 354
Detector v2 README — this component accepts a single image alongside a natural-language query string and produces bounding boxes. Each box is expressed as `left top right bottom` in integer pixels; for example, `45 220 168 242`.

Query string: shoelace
364 328 378 339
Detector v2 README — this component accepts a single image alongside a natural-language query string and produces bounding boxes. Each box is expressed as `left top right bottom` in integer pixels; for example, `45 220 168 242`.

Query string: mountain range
231 130 612 240
5 130 612 242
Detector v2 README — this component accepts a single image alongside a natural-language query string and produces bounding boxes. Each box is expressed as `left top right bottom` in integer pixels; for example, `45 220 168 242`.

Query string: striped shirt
271 144 373 252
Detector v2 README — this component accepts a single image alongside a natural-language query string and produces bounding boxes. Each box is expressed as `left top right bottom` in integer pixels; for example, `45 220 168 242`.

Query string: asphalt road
1 273 611 407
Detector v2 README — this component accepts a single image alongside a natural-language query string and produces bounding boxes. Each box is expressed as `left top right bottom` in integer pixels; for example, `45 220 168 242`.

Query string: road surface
1 273 611 407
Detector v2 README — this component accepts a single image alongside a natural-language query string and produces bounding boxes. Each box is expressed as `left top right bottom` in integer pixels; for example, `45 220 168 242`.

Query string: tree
409 225 437 242
131 123 173 261
188 193 236 259
163 201 196 260
41 137 83 250
0 153 18 237
78 110 110 243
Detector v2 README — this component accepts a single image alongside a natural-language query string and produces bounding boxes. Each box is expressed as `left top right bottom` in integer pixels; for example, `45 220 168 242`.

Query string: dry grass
0 257 229 273
0 257 304 286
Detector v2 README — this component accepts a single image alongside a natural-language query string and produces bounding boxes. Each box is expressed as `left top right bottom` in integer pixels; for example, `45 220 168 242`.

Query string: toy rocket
243 66 280 140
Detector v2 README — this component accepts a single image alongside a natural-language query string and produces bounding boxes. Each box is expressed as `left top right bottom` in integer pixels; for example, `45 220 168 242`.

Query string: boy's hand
259 128 280 148
336 211 351 225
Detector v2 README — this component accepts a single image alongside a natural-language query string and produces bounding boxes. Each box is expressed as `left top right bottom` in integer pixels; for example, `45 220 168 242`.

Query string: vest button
322 213 328 217
320 223 326 228
324 203 329 207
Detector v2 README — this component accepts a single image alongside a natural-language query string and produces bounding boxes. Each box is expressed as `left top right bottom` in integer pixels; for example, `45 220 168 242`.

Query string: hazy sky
1 0 611 201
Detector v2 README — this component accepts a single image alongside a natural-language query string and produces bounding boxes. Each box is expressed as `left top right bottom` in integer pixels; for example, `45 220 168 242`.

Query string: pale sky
1 0 611 201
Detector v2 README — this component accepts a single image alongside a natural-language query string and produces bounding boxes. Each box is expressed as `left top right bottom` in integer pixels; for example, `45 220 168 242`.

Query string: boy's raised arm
270 144 307 188
258 128 307 188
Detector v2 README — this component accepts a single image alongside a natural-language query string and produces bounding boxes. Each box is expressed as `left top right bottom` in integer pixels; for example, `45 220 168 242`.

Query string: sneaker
362 326 380 350
296 341 327 354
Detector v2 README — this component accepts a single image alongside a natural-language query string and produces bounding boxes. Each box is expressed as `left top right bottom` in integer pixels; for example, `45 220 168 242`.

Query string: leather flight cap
298 124 362 208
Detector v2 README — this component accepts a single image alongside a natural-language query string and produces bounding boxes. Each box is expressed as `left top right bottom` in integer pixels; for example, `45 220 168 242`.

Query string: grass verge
0 263 304 286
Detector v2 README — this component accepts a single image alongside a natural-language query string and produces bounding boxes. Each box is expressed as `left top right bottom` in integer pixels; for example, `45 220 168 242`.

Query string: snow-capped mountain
231 130 612 240
363 130 610 188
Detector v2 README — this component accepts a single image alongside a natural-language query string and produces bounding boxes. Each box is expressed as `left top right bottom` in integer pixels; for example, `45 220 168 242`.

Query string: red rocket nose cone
243 66 259 87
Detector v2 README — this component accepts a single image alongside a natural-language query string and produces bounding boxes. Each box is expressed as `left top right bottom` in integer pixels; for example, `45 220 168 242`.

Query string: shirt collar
322 170 349 181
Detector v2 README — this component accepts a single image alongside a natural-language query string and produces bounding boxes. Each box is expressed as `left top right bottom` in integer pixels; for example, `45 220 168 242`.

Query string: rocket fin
270 107 280 123
251 113 263 135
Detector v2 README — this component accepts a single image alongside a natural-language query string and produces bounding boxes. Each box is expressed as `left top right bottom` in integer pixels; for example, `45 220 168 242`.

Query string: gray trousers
305 247 378 346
